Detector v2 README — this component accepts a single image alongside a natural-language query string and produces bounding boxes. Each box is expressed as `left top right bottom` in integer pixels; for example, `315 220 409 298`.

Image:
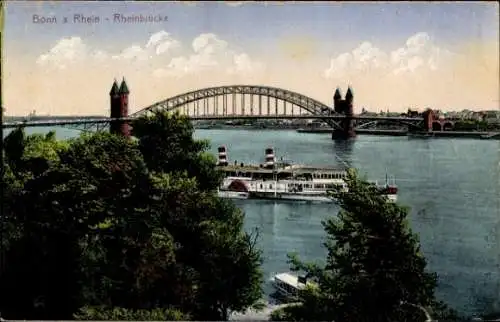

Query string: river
7 127 500 317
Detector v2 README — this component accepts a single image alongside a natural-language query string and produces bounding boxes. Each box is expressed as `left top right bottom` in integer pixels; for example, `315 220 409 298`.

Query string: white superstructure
271 272 316 301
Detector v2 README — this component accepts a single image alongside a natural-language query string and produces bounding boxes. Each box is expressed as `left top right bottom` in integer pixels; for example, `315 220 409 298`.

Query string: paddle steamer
216 146 398 202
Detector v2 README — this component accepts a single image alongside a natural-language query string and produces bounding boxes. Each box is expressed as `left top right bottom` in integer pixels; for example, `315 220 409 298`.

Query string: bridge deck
2 115 424 129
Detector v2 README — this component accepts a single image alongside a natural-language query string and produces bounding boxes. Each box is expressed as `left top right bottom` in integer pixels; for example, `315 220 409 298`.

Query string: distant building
406 109 420 117
483 110 500 124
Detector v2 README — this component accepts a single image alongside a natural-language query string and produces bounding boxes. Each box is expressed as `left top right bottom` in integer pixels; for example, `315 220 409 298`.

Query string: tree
132 110 224 191
1 114 263 321
3 128 68 181
271 169 458 322
132 110 263 319
3 126 26 174
0 131 149 320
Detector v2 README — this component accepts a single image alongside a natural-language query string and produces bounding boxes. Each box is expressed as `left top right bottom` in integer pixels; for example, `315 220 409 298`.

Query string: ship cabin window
269 184 273 189
314 184 324 189
260 184 263 189
317 173 339 179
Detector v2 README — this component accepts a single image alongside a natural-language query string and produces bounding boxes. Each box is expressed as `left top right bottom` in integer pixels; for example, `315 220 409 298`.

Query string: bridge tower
422 108 434 132
109 77 130 138
331 86 356 140
333 88 342 113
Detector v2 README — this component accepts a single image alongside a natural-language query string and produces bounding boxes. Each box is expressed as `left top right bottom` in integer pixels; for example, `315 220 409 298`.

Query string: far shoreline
194 126 500 140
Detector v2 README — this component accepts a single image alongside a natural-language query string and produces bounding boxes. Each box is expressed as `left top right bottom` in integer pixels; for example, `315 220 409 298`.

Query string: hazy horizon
3 1 499 116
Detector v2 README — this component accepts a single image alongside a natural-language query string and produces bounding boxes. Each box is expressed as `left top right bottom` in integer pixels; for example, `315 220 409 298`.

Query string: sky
3 1 499 116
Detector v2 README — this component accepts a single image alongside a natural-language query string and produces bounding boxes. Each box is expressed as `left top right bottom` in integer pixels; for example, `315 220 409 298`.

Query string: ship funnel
264 147 275 168
217 145 228 166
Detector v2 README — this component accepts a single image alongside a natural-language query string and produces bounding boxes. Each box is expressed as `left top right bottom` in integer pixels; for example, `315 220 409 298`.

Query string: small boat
271 272 316 302
480 132 500 140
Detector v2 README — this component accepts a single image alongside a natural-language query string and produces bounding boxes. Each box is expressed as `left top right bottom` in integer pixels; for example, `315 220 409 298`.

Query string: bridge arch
432 121 442 131
430 120 455 132
130 85 342 127
443 122 453 131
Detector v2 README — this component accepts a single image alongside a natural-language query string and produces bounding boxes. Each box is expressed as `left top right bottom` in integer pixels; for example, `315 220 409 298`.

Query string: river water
8 127 500 316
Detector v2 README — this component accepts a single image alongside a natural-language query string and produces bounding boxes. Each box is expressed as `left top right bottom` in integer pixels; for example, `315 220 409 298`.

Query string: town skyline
3 1 499 116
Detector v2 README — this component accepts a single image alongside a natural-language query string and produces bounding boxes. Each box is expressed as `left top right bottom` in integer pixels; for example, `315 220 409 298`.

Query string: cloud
390 32 453 75
36 32 261 77
323 32 454 79
91 50 108 62
112 45 150 61
147 31 181 55
228 53 265 74
112 31 180 61
323 41 388 78
36 36 88 69
36 31 181 68
153 33 264 77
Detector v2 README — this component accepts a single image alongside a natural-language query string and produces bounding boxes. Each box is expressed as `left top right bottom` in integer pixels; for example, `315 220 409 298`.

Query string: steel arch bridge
130 85 343 127
3 85 427 132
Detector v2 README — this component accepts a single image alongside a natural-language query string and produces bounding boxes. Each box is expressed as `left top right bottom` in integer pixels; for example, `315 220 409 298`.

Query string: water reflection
332 138 355 167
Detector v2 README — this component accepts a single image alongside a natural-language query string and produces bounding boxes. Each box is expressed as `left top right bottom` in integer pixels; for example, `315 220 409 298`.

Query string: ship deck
218 163 348 174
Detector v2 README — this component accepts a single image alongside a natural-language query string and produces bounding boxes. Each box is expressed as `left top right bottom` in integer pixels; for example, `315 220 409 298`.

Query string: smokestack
217 146 228 166
264 147 275 168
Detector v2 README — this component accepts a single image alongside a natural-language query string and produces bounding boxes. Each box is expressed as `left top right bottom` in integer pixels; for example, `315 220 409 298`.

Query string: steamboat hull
217 190 249 199
242 191 397 203
249 191 334 203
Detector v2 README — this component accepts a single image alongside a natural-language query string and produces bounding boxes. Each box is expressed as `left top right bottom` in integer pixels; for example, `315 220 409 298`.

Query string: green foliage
273 169 458 322
1 131 149 320
23 131 68 161
3 126 25 172
453 120 490 131
270 304 304 321
1 159 22 249
1 112 262 321
73 305 188 320
132 110 224 191
3 128 67 180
